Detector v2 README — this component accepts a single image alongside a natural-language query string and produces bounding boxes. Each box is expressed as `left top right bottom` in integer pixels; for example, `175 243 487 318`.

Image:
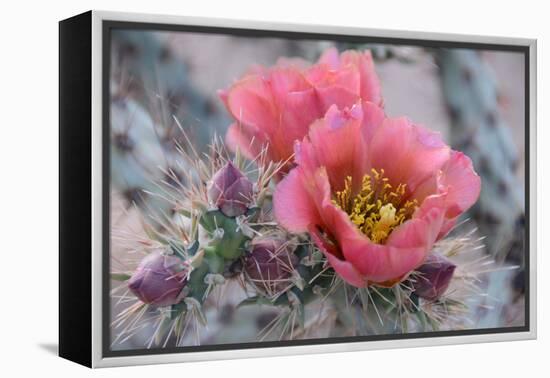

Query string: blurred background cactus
109 30 527 350
436 49 526 326
437 49 525 266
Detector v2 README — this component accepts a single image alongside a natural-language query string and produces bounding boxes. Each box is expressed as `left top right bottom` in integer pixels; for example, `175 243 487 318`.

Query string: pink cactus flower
219 48 382 169
273 101 480 287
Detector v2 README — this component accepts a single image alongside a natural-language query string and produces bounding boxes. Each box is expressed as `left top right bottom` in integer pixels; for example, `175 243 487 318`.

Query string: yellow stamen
333 169 418 244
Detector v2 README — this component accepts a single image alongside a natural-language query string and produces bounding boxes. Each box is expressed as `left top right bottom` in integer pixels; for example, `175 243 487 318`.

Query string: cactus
436 49 525 267
109 41 524 349
435 50 526 327
109 30 230 220
110 131 506 347
111 30 229 145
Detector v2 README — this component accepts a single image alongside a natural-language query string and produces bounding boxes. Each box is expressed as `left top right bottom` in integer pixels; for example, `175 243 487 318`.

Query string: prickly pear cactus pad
107 29 527 353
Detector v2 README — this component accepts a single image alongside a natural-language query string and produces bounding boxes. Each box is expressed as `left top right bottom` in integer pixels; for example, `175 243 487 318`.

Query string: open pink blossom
273 101 480 287
219 48 382 169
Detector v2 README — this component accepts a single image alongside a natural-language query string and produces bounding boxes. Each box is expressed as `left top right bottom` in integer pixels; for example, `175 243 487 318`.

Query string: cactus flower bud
412 253 456 301
128 251 188 307
207 162 253 217
244 233 299 295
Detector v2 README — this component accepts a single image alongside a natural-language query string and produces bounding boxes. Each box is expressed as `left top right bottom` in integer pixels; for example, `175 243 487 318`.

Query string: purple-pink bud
412 253 456 301
244 234 298 294
208 162 253 217
128 251 188 307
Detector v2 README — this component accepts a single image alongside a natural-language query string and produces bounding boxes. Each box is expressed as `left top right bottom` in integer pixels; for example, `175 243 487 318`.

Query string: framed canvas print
59 10 537 368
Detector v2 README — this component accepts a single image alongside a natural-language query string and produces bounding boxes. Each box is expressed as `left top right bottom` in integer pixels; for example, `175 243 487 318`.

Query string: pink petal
298 165 342 236
341 230 428 284
307 65 361 109
269 67 311 97
410 171 442 204
309 226 367 287
325 248 369 288
341 50 382 105
272 94 321 162
273 168 320 233
388 199 445 250
438 217 458 239
304 64 361 111
314 85 359 111
225 123 262 160
369 117 450 193
276 88 323 159
225 75 277 136
360 100 386 145
441 151 481 218
301 104 369 192
411 151 481 240
326 67 361 95
316 47 340 69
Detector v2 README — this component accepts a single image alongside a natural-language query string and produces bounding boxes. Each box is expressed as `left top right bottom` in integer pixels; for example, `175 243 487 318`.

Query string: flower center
333 169 418 244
